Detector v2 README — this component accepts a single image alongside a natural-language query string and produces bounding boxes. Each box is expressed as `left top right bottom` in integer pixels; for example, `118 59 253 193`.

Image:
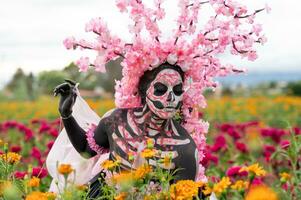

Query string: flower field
0 95 300 199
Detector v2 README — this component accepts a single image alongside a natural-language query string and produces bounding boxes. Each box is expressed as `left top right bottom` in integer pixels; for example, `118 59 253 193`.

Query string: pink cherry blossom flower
76 57 90 72
63 37 76 50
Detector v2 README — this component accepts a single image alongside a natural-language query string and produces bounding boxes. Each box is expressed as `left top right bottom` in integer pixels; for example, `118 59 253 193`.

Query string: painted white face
146 69 184 119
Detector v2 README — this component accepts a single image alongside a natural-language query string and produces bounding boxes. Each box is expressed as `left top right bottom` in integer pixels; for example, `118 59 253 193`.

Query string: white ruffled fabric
46 90 109 192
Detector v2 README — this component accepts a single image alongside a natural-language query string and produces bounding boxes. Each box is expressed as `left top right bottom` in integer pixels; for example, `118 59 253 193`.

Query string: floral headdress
63 0 269 181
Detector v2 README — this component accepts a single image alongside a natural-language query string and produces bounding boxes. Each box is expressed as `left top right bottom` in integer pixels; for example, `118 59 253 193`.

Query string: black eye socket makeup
173 83 184 96
154 82 168 96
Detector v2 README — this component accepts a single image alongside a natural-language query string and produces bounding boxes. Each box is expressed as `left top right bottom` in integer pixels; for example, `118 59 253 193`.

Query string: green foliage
286 81 301 96
37 70 68 95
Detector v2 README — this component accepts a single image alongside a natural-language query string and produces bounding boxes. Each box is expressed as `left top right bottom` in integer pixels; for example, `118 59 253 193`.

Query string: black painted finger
65 79 76 86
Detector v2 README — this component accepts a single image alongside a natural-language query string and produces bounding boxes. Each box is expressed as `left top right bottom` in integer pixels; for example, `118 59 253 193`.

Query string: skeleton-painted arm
62 116 109 158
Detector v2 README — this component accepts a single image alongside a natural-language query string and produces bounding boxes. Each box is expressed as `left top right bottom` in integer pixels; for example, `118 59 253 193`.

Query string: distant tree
5 68 29 100
38 70 68 95
286 81 301 96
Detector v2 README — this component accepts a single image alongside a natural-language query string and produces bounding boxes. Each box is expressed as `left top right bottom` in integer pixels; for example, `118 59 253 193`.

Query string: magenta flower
31 147 42 160
14 171 27 179
32 167 48 179
10 145 22 153
211 135 227 152
226 166 248 177
280 140 290 149
235 142 248 153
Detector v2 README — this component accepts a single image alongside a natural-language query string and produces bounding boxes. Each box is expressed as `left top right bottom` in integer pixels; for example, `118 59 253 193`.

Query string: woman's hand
53 79 78 118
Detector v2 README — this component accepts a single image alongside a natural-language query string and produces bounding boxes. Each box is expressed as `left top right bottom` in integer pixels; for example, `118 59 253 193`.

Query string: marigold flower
202 184 212 196
114 192 127 200
0 152 21 164
245 184 278 200
25 191 48 200
27 176 40 187
170 180 201 200
57 164 74 175
112 172 133 184
231 180 249 191
279 172 291 182
101 160 116 170
134 164 152 179
141 149 156 158
239 163 266 177
76 184 88 191
213 177 231 195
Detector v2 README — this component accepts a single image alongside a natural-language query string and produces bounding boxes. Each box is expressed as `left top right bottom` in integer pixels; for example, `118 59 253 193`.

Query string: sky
0 0 300 87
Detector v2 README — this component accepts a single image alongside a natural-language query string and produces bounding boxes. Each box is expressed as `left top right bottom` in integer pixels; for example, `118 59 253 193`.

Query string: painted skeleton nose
167 91 175 102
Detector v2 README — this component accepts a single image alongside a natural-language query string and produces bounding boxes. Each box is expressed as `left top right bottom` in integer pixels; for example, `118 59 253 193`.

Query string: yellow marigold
58 164 74 175
202 184 212 196
245 185 278 200
0 152 21 164
112 172 133 184
170 180 201 200
25 191 48 200
76 184 88 191
231 180 249 191
101 160 116 170
134 164 152 179
141 149 156 158
0 139 3 146
162 154 172 168
45 192 57 200
239 163 266 177
114 192 127 200
279 172 291 182
27 177 40 187
213 177 231 195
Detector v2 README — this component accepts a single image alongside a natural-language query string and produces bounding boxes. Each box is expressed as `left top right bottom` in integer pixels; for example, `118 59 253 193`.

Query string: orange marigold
0 152 21 164
245 184 278 200
141 149 156 158
213 177 231 195
25 191 48 200
170 180 201 200
57 164 74 175
27 177 40 187
114 192 127 200
134 164 152 179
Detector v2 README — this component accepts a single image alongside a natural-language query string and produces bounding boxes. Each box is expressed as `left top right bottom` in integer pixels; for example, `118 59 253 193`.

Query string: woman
54 63 202 198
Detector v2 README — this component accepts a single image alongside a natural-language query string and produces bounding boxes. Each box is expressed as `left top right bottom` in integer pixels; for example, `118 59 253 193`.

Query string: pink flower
63 37 76 50
10 145 22 153
32 167 48 179
247 51 258 61
76 57 90 72
226 166 248 177
47 141 54 150
49 129 58 137
14 171 27 179
116 0 128 12
31 147 42 160
235 141 248 153
211 135 226 152
94 55 106 73
280 140 290 149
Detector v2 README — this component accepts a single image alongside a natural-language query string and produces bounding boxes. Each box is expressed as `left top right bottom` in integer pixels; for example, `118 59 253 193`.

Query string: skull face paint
146 69 184 119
